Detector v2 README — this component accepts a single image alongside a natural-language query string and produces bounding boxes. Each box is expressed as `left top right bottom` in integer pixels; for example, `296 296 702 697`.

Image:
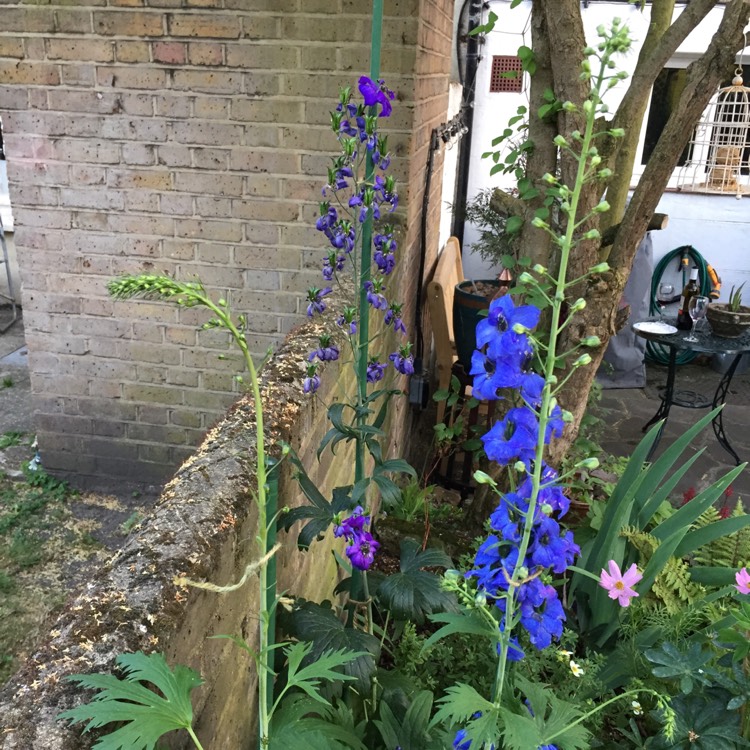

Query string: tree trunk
548 0 750 466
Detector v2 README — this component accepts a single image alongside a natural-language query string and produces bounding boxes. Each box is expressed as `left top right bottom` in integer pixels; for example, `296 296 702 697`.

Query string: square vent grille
490 55 523 93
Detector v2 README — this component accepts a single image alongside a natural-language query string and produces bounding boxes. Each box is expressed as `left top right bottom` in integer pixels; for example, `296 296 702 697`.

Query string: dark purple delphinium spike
364 280 388 311
346 530 380 570
389 344 414 375
308 334 339 363
303 363 320 394
306 286 332 317
366 359 386 383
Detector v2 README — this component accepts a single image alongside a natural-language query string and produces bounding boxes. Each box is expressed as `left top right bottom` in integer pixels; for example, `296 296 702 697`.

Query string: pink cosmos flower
599 560 643 607
736 567 750 595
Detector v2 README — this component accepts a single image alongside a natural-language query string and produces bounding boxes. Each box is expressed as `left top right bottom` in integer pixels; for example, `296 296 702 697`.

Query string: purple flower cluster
303 76 414 394
468 297 578 655
334 506 380 570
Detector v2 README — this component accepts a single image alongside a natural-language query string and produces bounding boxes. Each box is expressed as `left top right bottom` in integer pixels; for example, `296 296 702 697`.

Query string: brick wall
0 0 456 486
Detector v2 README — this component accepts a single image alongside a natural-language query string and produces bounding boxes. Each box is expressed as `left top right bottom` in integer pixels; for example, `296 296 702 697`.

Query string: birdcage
675 68 750 198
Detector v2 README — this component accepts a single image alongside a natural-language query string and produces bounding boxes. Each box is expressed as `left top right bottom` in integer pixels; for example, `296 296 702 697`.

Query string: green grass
0 431 25 449
1 377 13 389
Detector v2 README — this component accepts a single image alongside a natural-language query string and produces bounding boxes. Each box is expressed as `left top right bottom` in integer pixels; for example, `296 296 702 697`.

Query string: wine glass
656 282 675 317
686 295 709 343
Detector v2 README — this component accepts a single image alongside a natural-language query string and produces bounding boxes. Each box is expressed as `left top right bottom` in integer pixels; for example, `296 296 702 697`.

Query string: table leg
643 346 677 461
712 353 742 466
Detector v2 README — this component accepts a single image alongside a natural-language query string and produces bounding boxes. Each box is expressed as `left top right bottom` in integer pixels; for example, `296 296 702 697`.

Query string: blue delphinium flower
346 530 380 570
364 279 388 310
465 293 578 670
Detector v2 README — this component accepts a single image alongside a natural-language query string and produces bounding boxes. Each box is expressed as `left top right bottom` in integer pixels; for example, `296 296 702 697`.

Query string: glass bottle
677 266 700 330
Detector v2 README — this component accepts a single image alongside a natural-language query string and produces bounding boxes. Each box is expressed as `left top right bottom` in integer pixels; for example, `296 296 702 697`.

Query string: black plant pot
453 279 501 372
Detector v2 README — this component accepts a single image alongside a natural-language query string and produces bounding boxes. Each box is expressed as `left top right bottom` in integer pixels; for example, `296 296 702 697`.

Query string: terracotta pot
706 303 750 338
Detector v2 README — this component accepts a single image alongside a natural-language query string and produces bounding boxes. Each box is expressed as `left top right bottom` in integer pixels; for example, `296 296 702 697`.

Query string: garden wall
0 0 456 487
0 303 366 748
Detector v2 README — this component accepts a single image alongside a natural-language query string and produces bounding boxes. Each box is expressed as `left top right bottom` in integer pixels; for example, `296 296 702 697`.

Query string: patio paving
599 357 750 504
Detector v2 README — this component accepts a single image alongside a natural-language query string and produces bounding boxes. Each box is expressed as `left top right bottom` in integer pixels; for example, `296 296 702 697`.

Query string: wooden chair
426 236 463 425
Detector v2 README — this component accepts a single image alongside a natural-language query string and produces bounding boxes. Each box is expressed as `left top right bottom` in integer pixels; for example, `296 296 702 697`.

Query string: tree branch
600 212 668 248
489 187 525 219
609 0 750 278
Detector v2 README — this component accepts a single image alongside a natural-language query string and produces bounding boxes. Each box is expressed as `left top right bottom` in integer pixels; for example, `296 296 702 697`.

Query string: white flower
569 660 584 677
631 700 643 716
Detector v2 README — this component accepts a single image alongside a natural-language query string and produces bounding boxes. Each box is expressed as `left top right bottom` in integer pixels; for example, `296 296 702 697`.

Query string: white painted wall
464 0 750 298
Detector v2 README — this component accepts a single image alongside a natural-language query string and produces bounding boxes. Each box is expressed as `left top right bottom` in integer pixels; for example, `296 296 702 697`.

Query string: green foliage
58 651 203 750
279 600 380 696
463 188 518 268
570 407 746 644
374 539 457 624
728 283 745 312
692 500 750 569
0 431 24 449
1 376 13 389
391 622 494 698
648 691 749 749
373 690 451 750
268 695 365 750
644 642 714 695
391 479 435 523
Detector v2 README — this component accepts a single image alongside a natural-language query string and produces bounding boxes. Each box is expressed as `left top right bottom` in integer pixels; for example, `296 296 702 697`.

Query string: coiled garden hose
645 245 711 365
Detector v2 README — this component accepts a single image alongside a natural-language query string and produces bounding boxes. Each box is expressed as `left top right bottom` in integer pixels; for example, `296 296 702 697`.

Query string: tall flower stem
355 0 383 485
492 53 608 708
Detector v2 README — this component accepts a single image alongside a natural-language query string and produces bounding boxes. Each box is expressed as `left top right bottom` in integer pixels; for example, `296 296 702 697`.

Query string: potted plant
706 283 750 338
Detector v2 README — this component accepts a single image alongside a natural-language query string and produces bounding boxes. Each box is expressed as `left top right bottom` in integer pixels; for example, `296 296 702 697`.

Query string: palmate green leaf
424 609 501 650
284 641 363 704
280 600 380 695
431 683 495 729
374 691 450 750
513 675 590 750
58 651 202 750
269 695 365 750
649 692 750 750
280 455 355 549
376 539 457 624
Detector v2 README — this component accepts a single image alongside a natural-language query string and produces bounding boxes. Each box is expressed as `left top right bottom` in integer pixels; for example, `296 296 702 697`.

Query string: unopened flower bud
610 127 625 138
583 100 593 114
570 298 586 312
444 569 460 582
518 272 534 285
531 217 548 229
514 460 526 473
517 566 529 580
475 592 487 607
473 470 496 486
574 353 592 367
582 335 602 347
541 503 554 516
590 262 610 274
594 200 610 213
512 323 529 335
577 457 600 470
590 155 601 167
562 409 574 422
532 264 547 274
598 168 613 179
542 173 557 184
583 229 600 240
562 100 577 112
553 134 568 147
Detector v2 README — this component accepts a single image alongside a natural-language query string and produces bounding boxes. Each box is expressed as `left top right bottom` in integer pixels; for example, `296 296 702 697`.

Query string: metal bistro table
633 318 750 465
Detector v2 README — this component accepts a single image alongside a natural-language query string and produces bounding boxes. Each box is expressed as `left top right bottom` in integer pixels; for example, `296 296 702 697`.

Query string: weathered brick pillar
0 0 456 486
